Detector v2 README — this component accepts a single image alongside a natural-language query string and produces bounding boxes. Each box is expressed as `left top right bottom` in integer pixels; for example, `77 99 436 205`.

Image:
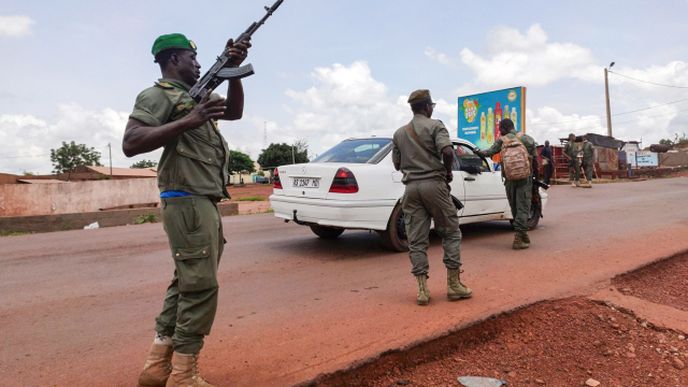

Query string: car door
454 142 506 217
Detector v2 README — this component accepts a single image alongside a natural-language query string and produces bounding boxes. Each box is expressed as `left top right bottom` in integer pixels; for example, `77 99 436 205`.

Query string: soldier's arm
392 141 401 171
123 97 227 157
479 138 503 157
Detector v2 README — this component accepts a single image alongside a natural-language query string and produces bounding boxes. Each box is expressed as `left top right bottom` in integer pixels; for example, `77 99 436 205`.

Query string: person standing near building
477 118 538 249
564 133 581 187
541 140 554 185
581 138 594 187
122 33 250 387
392 89 472 306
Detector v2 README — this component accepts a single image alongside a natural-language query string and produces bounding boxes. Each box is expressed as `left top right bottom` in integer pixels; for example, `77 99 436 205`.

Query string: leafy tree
659 132 688 148
227 150 256 175
257 142 309 169
50 141 102 175
131 159 158 169
658 138 674 146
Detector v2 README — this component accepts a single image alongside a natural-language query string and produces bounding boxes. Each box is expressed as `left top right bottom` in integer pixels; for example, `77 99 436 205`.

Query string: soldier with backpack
477 118 538 249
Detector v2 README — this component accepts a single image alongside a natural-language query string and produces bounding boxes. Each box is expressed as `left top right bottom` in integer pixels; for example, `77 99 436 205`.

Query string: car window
312 138 392 163
454 143 491 172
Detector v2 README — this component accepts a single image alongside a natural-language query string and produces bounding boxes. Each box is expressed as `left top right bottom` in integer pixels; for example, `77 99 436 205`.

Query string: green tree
131 159 158 169
257 142 309 169
227 150 256 175
50 141 102 175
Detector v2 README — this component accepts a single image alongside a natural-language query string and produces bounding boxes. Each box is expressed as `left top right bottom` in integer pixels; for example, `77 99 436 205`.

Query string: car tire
380 204 408 252
309 225 345 239
509 203 541 230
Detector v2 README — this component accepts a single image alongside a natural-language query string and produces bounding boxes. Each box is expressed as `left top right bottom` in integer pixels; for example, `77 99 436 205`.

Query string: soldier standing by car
122 33 250 387
392 89 472 306
477 118 538 250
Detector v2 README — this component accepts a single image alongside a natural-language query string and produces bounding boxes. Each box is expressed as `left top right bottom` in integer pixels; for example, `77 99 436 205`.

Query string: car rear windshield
312 138 392 163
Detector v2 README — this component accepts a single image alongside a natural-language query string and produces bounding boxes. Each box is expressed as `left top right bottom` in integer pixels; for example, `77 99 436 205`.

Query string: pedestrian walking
392 89 472 306
122 33 250 387
564 133 581 187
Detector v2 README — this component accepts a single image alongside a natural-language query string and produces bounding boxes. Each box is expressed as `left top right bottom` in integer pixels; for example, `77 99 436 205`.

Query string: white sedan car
269 137 548 251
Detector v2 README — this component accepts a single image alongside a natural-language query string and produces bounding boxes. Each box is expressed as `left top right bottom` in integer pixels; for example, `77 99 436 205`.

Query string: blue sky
1 0 688 174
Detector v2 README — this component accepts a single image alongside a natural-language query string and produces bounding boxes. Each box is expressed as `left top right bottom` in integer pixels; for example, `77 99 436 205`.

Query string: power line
609 70 688 89
528 97 688 127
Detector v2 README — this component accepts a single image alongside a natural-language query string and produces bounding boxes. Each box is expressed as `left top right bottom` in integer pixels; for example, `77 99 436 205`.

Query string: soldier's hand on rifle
184 96 227 128
225 38 251 67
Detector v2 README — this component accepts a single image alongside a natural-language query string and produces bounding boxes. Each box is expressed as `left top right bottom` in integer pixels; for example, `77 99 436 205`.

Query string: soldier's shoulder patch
155 81 175 90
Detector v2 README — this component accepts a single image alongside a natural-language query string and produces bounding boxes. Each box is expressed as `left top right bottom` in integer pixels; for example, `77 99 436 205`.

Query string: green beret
151 33 197 57
408 89 432 104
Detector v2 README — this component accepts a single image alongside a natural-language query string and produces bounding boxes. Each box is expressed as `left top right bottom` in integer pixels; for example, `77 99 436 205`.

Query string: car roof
343 137 476 147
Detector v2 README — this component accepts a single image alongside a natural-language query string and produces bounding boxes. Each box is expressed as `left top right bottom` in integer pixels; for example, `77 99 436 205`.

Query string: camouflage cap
407 89 432 104
151 33 197 57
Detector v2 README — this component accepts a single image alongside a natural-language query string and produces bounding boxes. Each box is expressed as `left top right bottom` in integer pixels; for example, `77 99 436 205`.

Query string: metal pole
604 68 613 137
291 145 295 164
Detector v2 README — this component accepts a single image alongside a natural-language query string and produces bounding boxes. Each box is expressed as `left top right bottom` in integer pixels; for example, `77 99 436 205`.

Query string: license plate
293 177 319 188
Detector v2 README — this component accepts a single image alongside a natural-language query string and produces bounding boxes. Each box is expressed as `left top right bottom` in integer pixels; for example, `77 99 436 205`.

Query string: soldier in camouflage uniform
581 138 594 186
123 33 250 387
477 118 538 249
564 133 581 187
392 89 472 306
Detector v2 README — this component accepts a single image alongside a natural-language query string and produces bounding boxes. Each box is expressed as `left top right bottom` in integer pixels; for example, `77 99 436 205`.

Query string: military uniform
393 113 461 276
565 140 581 185
130 78 229 355
480 129 537 247
582 140 594 182
392 89 471 305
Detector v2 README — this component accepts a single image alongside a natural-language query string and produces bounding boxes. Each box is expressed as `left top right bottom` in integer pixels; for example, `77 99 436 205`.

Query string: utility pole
291 144 295 164
107 142 113 176
604 62 615 137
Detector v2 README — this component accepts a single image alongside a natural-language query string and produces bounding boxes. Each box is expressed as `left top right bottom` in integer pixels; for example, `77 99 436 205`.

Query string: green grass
0 230 31 237
134 214 159 224
236 195 267 202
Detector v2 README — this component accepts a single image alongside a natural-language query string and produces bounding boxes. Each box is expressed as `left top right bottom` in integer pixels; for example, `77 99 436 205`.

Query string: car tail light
273 168 282 189
329 167 358 193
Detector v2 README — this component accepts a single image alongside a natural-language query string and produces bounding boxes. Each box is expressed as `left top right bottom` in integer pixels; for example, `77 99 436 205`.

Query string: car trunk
275 163 343 199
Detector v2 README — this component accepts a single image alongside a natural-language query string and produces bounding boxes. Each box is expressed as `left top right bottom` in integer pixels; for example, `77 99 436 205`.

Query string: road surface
1 177 687 386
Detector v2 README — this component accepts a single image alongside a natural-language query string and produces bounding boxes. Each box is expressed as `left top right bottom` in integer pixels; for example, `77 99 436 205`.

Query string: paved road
1 178 688 386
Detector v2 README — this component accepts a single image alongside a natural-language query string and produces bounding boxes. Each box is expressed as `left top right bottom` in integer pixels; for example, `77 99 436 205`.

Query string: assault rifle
189 0 285 102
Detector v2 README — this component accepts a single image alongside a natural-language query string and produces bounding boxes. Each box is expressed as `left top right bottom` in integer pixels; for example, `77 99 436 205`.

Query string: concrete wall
0 178 159 216
0 203 238 234
660 151 688 167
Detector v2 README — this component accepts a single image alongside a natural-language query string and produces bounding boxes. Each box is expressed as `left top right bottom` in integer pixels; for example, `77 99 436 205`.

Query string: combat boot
512 232 529 250
166 352 214 387
137 343 173 387
415 275 430 306
447 268 472 301
521 232 531 245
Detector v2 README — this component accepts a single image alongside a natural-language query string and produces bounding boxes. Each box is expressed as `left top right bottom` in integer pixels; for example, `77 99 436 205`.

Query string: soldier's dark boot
415 275 430 306
447 268 472 301
166 352 214 387
137 343 173 387
522 232 531 245
512 232 529 250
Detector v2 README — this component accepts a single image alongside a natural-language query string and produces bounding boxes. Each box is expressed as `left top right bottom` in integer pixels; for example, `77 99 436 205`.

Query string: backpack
500 133 531 180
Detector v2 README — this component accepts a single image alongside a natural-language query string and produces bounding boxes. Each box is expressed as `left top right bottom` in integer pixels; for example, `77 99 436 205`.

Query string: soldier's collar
155 78 192 91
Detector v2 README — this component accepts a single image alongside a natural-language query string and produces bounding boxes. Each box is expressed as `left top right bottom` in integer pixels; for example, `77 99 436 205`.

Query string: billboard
457 87 526 151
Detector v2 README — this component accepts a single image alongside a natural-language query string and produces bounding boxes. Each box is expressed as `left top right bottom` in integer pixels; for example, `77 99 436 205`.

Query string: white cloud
526 106 605 144
0 105 150 174
458 24 601 87
0 15 35 37
424 47 450 65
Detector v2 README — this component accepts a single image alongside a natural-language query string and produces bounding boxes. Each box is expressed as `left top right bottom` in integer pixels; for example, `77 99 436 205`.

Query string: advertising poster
457 87 526 154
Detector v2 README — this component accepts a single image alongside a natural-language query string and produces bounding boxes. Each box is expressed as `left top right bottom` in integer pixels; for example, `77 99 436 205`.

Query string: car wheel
380 204 408 252
309 225 345 239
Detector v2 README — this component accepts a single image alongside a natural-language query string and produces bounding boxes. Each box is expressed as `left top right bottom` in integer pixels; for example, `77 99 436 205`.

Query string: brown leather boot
447 269 472 301
137 343 173 387
166 352 214 387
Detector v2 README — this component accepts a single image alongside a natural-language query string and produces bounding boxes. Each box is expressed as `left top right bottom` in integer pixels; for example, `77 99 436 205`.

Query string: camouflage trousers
402 178 461 277
505 178 532 233
155 196 225 355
